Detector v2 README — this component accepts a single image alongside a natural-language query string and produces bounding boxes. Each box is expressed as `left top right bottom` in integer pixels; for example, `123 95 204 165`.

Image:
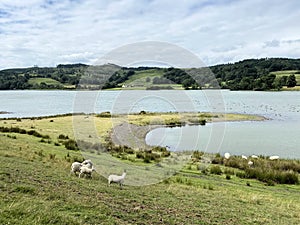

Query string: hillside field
1 113 300 224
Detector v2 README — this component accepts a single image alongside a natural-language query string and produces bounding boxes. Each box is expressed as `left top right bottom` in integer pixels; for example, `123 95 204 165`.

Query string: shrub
58 134 69 139
224 168 235 175
161 151 171 157
136 151 144 159
123 145 135 154
243 168 299 185
212 157 223 165
97 111 111 118
145 152 160 161
199 119 206 126
225 158 246 170
27 130 41 137
236 171 246 179
143 156 151 163
152 146 167 152
64 139 79 151
210 165 222 175
193 151 204 160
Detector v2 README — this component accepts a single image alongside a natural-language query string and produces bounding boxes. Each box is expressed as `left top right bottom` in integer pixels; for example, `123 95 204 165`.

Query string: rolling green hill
1 58 300 91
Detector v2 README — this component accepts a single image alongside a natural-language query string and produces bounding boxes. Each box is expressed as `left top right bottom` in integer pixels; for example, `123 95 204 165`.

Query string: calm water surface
0 90 299 158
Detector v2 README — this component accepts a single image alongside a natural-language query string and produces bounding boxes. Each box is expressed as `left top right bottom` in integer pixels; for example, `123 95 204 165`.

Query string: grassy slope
28 78 63 86
270 70 300 91
0 114 299 224
271 70 300 84
115 69 300 91
28 78 76 89
1 133 299 225
120 69 182 90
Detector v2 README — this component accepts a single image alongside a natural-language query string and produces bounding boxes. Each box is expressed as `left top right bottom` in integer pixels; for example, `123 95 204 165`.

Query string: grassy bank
1 113 299 224
1 133 300 224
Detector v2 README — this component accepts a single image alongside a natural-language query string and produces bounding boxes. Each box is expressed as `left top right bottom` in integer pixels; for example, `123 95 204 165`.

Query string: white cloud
0 0 300 69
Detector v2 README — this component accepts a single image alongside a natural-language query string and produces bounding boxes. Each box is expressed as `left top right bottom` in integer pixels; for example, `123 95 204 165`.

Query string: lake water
0 90 300 158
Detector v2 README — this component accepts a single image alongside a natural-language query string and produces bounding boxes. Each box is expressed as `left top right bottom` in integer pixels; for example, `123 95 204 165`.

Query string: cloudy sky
1 0 300 69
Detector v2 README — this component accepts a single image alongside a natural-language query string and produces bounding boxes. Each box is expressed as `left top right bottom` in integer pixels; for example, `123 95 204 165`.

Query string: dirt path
110 122 162 150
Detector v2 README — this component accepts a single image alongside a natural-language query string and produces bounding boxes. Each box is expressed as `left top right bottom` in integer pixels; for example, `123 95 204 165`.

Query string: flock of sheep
71 159 127 188
224 152 280 166
71 154 279 187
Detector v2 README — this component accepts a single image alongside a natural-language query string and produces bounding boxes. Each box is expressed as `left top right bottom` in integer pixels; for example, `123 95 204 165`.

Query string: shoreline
109 112 266 150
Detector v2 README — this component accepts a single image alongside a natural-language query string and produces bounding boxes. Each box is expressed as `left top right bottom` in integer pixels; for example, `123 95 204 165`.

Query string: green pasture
0 113 299 224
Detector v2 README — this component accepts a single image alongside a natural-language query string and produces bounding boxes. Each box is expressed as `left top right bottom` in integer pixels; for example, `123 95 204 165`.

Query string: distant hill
0 58 299 90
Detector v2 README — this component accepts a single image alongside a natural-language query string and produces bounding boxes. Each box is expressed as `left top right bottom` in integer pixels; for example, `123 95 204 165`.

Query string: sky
1 0 300 69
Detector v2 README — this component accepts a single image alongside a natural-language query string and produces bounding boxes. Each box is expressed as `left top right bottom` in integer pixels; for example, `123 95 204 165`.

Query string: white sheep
251 155 259 159
79 165 96 178
71 162 82 175
269 155 279 160
224 152 230 159
82 159 93 169
242 155 248 160
108 170 127 188
248 160 254 167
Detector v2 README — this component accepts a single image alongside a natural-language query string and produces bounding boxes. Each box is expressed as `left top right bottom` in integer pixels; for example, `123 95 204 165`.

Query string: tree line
0 58 299 90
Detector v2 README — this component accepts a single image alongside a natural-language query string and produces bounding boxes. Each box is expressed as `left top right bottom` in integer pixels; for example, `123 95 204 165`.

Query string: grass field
271 70 300 85
1 113 299 224
28 78 76 89
120 69 183 90
28 78 63 86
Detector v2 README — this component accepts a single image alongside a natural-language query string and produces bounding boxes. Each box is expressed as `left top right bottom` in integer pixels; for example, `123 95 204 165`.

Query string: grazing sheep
242 155 248 160
108 170 127 188
224 152 230 159
269 155 279 160
79 165 96 178
71 162 82 175
251 155 259 159
82 159 93 169
248 160 254 167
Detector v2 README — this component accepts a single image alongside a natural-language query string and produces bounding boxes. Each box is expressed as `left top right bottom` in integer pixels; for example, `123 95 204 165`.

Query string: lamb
108 170 127 189
82 159 93 169
248 160 254 167
71 162 82 175
79 165 96 178
242 155 248 160
224 152 230 159
269 155 279 160
251 155 259 159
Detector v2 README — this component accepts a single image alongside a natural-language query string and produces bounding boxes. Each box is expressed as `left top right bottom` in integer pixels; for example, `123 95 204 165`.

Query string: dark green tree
286 74 297 87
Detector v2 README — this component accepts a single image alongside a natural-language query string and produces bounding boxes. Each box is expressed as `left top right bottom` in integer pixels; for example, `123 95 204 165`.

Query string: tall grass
211 155 300 185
